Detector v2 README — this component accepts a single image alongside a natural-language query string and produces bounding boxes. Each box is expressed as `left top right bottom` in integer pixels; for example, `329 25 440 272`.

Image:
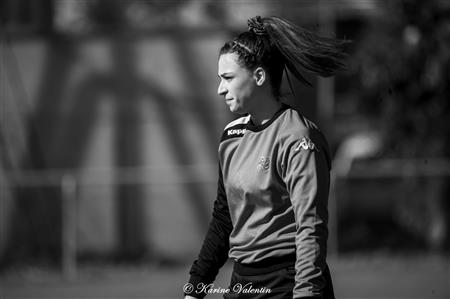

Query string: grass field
1 255 449 299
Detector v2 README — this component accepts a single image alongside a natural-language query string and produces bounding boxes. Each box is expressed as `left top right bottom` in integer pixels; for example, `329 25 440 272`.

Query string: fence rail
1 158 449 280
5 164 218 187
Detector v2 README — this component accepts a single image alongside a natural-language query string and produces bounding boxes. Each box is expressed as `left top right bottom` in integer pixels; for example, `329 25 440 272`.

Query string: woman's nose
217 81 227 96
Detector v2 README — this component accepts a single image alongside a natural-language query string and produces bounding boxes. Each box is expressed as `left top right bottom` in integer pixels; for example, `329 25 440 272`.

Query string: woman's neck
249 96 283 126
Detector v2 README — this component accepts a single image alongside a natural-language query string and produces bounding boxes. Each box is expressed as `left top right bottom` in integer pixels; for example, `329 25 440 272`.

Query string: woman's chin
230 108 244 115
227 105 237 113
228 104 244 114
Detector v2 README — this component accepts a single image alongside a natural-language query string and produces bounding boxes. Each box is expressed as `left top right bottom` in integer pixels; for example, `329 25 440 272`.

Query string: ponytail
261 16 348 85
221 16 348 95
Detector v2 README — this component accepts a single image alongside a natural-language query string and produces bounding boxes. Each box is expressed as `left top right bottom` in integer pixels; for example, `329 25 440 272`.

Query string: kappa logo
294 137 318 152
257 157 270 172
227 129 246 136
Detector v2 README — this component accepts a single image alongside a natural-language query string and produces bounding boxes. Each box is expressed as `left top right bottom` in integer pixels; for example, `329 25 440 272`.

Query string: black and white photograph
1 1 449 298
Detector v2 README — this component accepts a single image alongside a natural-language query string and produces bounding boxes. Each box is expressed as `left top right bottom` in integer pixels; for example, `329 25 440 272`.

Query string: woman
184 16 347 299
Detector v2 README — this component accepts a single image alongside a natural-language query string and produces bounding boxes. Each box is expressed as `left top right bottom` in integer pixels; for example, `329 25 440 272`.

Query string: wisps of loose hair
220 16 349 96
266 16 348 83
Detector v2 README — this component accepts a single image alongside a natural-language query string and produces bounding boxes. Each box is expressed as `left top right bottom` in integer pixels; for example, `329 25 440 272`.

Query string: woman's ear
253 67 266 86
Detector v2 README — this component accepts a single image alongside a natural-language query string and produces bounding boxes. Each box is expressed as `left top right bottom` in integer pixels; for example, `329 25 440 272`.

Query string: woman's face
217 52 257 114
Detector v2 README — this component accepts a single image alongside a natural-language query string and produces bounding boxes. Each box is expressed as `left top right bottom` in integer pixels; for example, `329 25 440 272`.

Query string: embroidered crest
294 137 318 152
256 157 270 172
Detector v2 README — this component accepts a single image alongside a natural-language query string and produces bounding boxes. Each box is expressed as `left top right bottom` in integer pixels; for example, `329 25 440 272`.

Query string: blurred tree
355 0 450 158
353 0 450 251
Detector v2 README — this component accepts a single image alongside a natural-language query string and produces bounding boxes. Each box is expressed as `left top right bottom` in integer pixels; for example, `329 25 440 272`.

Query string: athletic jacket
187 104 332 298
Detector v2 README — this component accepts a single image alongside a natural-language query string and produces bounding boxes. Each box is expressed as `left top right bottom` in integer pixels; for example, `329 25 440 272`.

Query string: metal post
61 174 77 281
318 0 338 256
317 0 336 136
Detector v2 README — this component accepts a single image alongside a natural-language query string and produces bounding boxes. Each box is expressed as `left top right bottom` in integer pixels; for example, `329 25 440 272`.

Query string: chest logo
294 137 318 152
227 129 246 136
257 157 270 172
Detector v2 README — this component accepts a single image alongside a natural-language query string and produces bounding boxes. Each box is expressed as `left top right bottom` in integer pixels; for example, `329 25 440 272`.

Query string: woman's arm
282 130 331 298
185 166 233 299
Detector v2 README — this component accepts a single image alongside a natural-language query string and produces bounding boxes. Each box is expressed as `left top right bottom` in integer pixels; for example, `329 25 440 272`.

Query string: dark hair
219 16 348 97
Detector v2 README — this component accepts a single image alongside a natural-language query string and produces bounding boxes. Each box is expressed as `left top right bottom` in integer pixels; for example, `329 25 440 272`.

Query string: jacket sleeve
281 129 331 299
185 166 233 298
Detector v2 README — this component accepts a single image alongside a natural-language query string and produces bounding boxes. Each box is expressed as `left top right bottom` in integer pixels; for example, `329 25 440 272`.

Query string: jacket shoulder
220 115 250 143
281 108 332 169
283 108 319 131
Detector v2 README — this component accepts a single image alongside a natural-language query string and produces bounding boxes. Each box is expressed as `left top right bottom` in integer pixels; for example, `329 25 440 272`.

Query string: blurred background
0 0 449 298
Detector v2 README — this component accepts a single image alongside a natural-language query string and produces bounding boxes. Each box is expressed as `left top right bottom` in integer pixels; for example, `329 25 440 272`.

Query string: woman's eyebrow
218 72 233 78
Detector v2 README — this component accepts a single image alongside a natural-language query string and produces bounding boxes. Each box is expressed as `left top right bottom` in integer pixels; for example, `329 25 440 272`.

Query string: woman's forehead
218 53 245 74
